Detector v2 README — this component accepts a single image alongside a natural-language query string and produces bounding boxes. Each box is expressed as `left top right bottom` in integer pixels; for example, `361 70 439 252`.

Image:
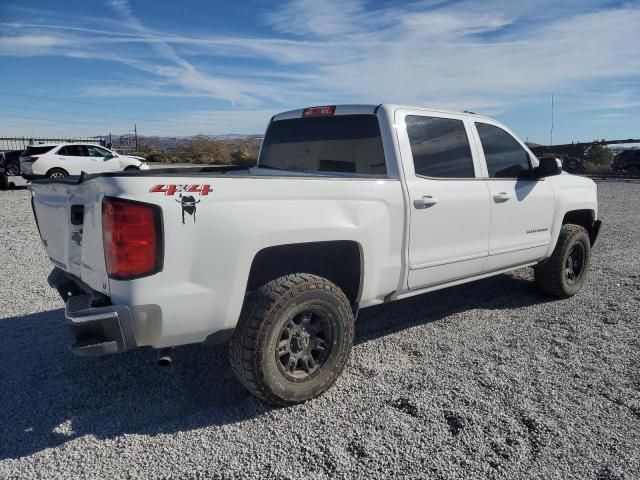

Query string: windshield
258 114 386 175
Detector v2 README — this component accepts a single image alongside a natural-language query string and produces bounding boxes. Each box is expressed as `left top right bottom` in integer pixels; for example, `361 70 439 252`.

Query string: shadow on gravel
0 273 550 460
355 272 550 345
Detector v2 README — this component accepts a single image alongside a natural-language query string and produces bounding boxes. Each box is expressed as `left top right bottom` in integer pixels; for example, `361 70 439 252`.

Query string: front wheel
229 274 355 406
534 224 591 299
124 166 139 171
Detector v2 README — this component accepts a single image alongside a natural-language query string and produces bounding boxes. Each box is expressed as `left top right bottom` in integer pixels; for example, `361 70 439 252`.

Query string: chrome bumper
65 295 138 357
48 268 137 357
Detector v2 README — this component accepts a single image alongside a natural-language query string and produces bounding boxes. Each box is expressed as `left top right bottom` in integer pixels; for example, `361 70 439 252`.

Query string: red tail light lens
302 105 336 117
102 198 163 279
25 156 39 163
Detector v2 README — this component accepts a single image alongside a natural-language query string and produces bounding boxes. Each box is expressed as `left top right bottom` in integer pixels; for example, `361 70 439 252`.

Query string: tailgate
30 180 109 295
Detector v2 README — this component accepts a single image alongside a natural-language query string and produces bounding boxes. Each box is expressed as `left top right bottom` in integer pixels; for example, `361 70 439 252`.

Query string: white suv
20 143 149 179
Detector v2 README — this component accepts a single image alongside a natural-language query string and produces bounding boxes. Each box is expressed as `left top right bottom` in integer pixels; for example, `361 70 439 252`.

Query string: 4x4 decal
150 184 213 196
150 184 212 224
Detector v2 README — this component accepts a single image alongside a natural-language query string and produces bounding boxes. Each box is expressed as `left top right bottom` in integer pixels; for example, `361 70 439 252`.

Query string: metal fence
0 136 103 151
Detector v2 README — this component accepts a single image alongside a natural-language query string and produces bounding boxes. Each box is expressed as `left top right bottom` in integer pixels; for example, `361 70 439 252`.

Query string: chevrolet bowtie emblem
71 230 83 246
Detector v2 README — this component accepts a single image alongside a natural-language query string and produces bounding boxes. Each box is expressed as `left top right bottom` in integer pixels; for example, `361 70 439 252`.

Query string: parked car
29 104 601 405
611 149 640 174
20 143 149 179
0 152 8 190
1 150 22 176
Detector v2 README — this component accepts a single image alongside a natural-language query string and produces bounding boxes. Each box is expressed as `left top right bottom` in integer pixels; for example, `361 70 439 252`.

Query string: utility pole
550 94 554 146
134 124 138 152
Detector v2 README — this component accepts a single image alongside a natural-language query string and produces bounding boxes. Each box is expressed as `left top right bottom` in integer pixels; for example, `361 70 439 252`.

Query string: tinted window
59 145 88 157
4 151 21 161
259 115 386 175
406 116 475 178
87 146 111 157
476 123 531 178
23 146 55 156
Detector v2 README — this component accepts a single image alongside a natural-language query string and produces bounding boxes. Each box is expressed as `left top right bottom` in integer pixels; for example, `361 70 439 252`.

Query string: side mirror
534 157 562 178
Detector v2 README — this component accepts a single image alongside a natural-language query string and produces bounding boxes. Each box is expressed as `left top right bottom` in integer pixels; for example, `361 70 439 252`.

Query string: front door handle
493 192 511 203
413 195 439 209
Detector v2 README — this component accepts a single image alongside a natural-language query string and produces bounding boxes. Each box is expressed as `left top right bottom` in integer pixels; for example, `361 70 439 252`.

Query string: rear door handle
493 192 511 203
413 195 439 209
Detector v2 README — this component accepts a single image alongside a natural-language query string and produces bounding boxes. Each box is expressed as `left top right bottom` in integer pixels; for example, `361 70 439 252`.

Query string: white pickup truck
29 104 601 405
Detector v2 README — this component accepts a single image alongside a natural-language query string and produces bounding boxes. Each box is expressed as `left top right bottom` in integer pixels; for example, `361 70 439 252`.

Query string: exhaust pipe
157 347 174 367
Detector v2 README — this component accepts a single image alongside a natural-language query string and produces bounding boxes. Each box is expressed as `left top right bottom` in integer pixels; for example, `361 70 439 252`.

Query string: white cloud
0 0 639 135
0 34 70 54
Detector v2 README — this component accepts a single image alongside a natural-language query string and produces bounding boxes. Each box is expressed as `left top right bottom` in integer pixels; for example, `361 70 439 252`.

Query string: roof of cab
271 104 493 122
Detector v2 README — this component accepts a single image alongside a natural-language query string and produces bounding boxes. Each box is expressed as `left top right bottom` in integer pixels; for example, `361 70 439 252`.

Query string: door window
59 145 88 157
406 116 475 178
87 146 111 157
476 123 531 178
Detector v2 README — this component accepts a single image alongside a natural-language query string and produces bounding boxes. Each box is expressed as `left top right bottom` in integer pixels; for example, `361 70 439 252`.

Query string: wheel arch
246 240 364 310
562 209 598 245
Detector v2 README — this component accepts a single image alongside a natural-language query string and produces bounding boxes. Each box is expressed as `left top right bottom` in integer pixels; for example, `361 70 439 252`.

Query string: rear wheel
534 224 591 299
229 274 355 406
46 168 69 179
6 164 19 176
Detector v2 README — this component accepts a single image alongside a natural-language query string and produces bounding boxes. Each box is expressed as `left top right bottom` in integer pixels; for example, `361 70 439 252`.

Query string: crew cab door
471 121 555 271
395 110 491 289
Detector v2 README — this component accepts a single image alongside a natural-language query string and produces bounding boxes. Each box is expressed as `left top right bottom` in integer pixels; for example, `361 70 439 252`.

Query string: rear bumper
65 295 138 356
48 268 138 356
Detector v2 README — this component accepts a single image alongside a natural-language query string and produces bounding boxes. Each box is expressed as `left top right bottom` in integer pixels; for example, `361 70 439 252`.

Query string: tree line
137 135 258 166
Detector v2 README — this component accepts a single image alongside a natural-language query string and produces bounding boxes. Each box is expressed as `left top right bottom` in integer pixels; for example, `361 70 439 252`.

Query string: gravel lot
0 179 638 479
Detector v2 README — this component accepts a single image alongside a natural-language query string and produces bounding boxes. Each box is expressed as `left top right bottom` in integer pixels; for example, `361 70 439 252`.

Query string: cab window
406 116 475 178
476 123 531 178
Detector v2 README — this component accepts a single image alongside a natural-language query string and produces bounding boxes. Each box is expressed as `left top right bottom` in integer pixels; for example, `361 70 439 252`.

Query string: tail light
25 156 39 163
102 198 163 279
302 105 336 117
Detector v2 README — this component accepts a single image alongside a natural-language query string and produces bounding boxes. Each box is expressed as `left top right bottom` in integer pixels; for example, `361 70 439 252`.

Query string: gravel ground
0 178 638 479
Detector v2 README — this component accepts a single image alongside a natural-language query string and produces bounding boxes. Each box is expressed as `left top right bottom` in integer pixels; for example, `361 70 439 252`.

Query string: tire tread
229 273 353 406
534 224 590 299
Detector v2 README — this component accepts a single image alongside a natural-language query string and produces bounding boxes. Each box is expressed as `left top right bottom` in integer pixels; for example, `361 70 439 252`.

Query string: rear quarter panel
100 175 404 348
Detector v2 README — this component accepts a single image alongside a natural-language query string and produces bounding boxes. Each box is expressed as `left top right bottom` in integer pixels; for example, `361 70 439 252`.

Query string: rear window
23 146 55 156
258 114 386 175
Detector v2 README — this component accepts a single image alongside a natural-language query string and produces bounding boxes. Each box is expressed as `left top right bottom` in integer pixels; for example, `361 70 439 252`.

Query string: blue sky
0 0 639 144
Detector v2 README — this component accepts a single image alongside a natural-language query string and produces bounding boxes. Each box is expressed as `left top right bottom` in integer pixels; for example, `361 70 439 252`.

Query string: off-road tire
229 273 355 406
534 224 591 299
46 168 69 179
